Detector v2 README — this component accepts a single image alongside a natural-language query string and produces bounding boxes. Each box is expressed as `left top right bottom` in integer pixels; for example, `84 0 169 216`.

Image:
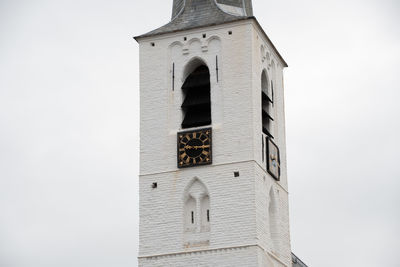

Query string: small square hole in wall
184 37 187 41
202 34 206 38
234 171 240 177
150 42 155 47
152 182 157 189
228 31 232 35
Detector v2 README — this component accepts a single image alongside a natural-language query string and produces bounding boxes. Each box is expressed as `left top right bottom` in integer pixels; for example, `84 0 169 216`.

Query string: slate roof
292 253 308 267
136 0 252 39
134 0 288 67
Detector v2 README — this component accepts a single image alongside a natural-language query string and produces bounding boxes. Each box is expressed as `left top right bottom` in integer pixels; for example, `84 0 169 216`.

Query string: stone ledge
138 244 257 260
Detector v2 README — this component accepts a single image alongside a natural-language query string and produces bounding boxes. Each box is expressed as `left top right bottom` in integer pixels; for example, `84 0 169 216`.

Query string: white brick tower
135 1 292 266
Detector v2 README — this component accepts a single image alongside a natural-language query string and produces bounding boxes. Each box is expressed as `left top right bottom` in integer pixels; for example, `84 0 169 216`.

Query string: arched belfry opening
262 70 274 137
181 62 211 129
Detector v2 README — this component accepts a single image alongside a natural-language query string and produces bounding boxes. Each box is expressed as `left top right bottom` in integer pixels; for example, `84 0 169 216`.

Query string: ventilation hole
191 211 194 224
184 37 187 41
228 31 232 35
207 210 210 222
152 182 157 189
202 34 206 38
234 171 240 177
150 42 155 47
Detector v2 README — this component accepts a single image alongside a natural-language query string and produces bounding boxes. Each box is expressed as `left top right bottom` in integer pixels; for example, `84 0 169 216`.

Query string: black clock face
178 128 212 168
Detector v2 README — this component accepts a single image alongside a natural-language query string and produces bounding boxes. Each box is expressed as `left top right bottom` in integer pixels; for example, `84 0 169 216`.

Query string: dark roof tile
136 0 252 39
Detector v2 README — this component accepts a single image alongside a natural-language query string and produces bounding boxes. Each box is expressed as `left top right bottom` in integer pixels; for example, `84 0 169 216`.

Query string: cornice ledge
138 244 258 260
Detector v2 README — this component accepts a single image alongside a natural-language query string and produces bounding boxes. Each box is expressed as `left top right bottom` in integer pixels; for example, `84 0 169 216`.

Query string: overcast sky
0 0 399 266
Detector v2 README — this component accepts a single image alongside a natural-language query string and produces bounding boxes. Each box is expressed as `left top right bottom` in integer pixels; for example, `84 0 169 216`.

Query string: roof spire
172 0 253 19
140 0 253 38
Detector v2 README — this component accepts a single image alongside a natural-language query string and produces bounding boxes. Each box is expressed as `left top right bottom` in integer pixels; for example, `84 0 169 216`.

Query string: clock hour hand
184 145 210 149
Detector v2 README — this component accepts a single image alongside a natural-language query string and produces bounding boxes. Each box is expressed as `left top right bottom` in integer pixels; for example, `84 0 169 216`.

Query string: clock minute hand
184 145 210 149
195 145 210 149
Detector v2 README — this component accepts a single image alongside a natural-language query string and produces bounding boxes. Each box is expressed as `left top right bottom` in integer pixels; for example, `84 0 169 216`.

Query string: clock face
267 137 280 181
178 128 212 168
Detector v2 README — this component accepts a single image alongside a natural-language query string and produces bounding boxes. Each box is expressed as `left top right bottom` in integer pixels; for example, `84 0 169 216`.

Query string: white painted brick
137 19 292 266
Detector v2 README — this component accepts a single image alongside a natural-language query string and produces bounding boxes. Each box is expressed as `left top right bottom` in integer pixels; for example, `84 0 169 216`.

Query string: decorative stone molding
139 244 258 260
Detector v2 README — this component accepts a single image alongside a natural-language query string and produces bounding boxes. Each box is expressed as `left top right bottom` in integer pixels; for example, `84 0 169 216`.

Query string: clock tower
135 0 292 266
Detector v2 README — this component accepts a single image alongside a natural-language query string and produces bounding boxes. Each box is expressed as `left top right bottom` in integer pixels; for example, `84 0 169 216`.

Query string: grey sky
0 0 399 266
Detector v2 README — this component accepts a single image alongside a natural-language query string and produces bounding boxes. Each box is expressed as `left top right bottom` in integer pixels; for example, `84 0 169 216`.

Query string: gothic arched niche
169 41 183 58
181 59 211 129
266 52 271 65
188 38 202 54
183 178 210 234
268 187 280 255
207 36 221 53
260 45 266 62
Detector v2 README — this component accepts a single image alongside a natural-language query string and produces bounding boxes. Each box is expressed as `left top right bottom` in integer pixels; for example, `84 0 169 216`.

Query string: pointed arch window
181 65 211 129
262 70 274 138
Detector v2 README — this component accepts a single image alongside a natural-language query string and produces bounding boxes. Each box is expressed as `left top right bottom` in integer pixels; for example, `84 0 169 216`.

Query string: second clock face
178 128 212 168
267 137 280 181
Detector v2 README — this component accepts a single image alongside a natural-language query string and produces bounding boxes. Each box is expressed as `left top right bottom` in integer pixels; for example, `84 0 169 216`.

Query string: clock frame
266 137 281 181
177 128 212 168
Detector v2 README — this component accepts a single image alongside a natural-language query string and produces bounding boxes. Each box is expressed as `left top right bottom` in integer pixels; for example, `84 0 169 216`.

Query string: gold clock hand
184 145 210 149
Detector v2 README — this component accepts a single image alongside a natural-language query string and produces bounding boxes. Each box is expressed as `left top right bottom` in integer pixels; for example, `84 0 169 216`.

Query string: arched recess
188 38 202 54
269 187 280 254
260 45 266 62
169 41 183 59
262 69 274 138
207 36 222 55
183 178 210 233
266 52 271 65
181 58 211 128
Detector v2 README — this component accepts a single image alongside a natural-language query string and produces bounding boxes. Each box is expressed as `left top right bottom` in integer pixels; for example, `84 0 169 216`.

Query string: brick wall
137 19 292 266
